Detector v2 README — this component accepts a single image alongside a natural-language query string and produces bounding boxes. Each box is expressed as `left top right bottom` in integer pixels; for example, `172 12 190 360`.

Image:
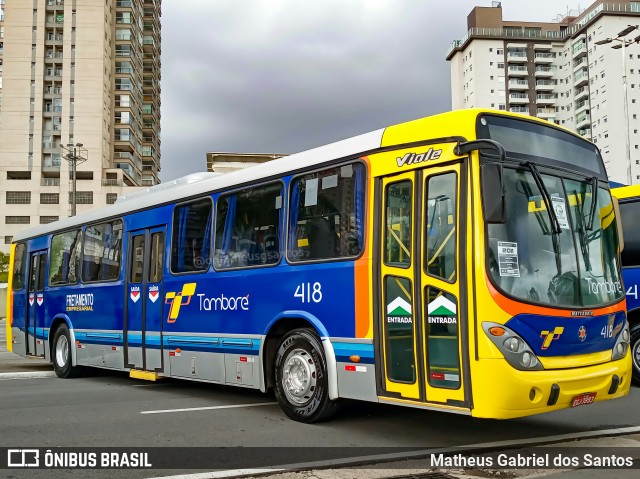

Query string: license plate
571 392 597 408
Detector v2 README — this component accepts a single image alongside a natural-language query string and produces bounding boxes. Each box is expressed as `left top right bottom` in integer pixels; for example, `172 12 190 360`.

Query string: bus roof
12 109 572 243
611 184 640 200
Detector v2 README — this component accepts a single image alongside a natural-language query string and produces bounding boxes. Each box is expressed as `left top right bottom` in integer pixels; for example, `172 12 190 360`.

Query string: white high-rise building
0 0 162 253
447 1 640 184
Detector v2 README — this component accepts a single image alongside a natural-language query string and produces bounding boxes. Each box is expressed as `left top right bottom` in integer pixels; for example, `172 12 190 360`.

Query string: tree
0 251 9 283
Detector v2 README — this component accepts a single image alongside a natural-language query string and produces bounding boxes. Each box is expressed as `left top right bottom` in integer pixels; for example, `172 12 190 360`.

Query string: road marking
0 371 55 380
141 402 278 415
148 425 640 479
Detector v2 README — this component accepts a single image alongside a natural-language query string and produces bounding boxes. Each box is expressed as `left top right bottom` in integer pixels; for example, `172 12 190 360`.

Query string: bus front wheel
52 324 82 378
631 323 640 385
274 328 337 423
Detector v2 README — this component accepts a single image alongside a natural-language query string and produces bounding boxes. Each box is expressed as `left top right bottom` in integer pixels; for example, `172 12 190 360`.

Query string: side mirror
481 164 506 224
611 196 625 252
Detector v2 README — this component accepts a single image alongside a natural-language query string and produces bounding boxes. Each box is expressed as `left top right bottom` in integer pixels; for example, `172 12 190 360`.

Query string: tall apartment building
447 1 640 185
0 0 161 252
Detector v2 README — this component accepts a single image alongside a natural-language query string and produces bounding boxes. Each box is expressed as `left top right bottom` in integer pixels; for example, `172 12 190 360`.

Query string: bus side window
288 163 365 262
620 200 640 267
171 198 212 274
49 229 82 286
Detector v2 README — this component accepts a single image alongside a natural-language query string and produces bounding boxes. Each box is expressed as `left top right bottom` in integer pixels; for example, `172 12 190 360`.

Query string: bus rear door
374 159 471 411
125 227 166 372
26 250 47 357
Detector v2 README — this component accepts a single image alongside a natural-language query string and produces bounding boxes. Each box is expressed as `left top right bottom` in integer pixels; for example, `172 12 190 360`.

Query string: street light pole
595 25 640 185
60 142 88 217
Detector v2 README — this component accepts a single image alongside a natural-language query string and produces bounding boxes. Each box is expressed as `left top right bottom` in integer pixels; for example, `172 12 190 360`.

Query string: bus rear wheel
631 323 640 385
274 328 337 423
52 324 82 378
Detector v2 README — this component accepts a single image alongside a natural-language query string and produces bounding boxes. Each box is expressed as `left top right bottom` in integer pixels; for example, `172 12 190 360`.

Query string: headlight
612 321 630 361
483 322 544 371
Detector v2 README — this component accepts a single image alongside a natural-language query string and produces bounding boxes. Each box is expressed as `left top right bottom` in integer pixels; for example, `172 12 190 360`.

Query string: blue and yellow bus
6 109 632 422
611 184 640 384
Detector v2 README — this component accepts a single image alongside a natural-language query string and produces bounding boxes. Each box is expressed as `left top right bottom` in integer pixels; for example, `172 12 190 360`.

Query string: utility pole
60 142 88 216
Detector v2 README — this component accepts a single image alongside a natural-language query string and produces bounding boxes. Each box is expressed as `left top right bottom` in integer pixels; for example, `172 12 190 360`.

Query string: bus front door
375 162 471 410
26 250 47 357
125 227 166 372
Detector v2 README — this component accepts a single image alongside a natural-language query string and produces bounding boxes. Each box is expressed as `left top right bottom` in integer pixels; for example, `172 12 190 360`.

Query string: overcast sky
160 0 578 181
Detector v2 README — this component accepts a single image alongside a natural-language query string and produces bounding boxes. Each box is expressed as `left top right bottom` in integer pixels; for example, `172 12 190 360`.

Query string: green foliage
0 252 9 283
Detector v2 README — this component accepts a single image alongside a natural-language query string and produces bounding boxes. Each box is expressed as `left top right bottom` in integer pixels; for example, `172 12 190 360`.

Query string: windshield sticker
551 196 570 230
497 241 520 277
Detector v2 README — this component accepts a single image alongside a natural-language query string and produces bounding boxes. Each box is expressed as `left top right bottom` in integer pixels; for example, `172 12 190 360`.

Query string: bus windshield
485 166 623 308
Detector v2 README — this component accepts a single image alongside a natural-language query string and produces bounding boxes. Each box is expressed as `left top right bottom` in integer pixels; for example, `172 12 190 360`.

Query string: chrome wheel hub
282 348 317 405
56 334 69 368
633 340 640 375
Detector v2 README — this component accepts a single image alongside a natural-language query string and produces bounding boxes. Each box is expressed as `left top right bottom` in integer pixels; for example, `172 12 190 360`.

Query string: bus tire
274 328 337 423
631 323 640 385
52 324 81 379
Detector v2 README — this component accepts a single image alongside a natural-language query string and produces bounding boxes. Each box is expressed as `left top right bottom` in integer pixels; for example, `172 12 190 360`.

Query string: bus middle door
125 227 166 372
26 250 47 357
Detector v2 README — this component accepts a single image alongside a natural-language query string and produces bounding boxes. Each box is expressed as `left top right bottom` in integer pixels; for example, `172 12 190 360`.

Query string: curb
0 371 56 379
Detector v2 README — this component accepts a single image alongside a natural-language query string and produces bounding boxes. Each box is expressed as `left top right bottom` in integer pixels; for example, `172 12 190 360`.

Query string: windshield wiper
586 176 598 231
573 187 592 271
525 162 562 275
525 162 561 235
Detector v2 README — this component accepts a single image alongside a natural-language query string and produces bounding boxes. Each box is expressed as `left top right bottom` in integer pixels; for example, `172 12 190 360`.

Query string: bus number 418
294 282 323 303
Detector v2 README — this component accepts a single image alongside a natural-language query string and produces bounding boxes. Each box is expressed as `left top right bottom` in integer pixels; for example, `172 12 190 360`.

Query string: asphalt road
1 319 639 479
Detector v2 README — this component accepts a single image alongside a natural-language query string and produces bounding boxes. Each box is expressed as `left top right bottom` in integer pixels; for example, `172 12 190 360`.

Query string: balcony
574 68 589 87
575 86 589 101
42 158 61 172
535 66 554 77
508 65 528 77
509 107 529 114
41 177 60 186
537 107 556 119
508 79 529 90
101 179 124 187
575 99 589 113
575 112 591 129
573 57 587 71
578 127 591 139
509 92 529 104
536 93 556 105
534 52 554 63
572 40 587 59
535 80 555 91
507 51 527 62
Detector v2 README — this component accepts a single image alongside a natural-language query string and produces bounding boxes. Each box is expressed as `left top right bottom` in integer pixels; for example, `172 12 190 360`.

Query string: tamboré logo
540 326 564 350
165 283 196 323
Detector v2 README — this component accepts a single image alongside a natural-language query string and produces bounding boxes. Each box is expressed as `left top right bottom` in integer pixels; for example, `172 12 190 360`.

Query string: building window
6 192 31 204
6 171 32 180
497 49 503 55
69 191 93 204
4 236 13 245
6 216 30 224
106 193 118 204
40 193 59 204
40 216 59 224
497 63 504 69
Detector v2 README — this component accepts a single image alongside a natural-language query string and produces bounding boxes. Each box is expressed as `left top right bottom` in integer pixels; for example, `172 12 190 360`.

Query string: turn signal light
349 355 361 363
489 327 506 337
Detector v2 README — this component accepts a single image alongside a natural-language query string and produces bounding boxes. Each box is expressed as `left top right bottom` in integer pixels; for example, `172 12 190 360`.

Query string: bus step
130 370 159 381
